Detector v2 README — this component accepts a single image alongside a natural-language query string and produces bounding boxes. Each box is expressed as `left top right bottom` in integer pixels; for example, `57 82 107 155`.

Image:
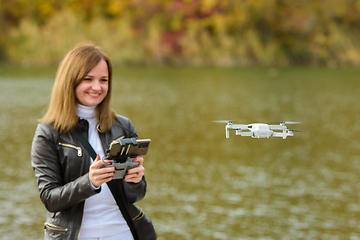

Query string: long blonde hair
40 43 116 132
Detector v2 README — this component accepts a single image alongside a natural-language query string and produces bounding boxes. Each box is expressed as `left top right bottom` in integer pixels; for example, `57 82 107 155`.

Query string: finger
91 166 115 181
90 163 115 179
91 170 115 180
132 156 144 166
92 172 115 186
125 164 144 181
130 170 143 177
90 154 101 167
91 158 112 169
124 173 142 183
126 165 144 175
99 170 115 180
93 154 101 163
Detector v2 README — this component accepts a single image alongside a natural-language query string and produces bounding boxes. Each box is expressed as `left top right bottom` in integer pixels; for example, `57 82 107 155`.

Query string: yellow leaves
169 13 183 31
200 0 218 12
107 0 128 16
2 0 360 66
212 14 226 32
38 2 52 16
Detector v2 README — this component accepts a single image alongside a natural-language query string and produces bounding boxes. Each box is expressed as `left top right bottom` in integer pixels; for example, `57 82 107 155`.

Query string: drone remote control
101 137 151 179
103 158 140 179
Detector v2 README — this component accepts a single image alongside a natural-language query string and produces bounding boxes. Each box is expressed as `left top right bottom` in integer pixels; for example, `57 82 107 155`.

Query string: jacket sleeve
31 123 99 213
123 178 147 203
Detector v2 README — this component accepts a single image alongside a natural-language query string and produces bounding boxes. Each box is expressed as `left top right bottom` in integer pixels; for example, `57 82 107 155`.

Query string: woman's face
75 59 109 107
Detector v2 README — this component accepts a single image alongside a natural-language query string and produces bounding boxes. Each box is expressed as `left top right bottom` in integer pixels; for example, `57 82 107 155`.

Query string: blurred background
1 1 360 239
1 0 360 67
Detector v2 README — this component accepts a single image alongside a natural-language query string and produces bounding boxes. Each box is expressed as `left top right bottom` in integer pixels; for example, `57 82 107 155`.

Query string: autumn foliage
1 0 360 66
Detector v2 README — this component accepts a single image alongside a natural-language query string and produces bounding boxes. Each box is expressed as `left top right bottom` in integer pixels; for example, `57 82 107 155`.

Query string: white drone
214 121 302 139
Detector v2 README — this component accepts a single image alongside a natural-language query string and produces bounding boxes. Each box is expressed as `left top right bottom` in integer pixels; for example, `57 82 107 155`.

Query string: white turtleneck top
76 104 132 239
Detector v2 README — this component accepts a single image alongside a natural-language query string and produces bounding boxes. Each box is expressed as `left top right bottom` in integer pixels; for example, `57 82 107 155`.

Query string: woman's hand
89 154 115 188
124 156 145 183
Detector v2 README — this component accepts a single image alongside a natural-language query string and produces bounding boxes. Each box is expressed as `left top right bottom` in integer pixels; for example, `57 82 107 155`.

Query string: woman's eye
83 78 92 81
101 78 108 82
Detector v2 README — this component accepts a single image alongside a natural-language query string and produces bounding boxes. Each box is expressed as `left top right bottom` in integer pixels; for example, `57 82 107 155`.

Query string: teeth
89 93 99 97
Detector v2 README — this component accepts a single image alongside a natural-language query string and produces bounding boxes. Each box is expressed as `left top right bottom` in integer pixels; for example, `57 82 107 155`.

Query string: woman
31 44 156 240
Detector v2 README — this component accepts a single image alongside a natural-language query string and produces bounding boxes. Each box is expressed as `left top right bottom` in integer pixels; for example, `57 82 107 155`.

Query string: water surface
1 66 360 239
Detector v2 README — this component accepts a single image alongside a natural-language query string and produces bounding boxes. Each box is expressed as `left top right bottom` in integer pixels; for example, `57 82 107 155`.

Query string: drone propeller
288 129 305 132
270 121 301 125
213 120 245 124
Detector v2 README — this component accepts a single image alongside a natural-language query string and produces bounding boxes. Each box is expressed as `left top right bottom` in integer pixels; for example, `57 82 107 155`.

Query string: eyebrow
85 74 109 78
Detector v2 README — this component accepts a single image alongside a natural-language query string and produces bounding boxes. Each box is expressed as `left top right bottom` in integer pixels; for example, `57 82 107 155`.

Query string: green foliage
1 0 360 66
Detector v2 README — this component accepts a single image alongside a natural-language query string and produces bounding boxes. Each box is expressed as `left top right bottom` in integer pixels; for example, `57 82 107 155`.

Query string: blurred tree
1 0 360 66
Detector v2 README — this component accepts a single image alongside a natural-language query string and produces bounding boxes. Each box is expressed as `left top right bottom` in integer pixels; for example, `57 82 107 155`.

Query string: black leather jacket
31 115 147 240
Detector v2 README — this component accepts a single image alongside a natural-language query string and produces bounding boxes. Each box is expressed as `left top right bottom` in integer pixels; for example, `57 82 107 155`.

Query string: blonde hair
40 43 116 132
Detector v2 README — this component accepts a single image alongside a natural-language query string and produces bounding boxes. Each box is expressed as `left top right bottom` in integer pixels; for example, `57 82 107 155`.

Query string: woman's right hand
89 154 115 188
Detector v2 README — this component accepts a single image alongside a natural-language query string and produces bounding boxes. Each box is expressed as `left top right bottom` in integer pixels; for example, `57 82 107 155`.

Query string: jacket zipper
59 142 82 156
133 209 144 221
44 222 68 231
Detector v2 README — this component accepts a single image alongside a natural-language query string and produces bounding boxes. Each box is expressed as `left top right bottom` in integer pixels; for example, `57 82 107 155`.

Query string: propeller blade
213 120 233 123
213 120 245 124
285 122 301 124
228 125 249 130
289 129 305 132
270 121 301 125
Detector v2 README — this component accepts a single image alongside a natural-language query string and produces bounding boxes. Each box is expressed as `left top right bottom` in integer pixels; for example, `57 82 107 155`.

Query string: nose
91 80 101 91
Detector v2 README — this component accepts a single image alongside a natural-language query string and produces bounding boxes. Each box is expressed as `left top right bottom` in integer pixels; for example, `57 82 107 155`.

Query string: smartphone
127 139 151 157
107 138 151 159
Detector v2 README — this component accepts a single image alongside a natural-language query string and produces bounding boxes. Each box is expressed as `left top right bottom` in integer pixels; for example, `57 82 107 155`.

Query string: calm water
1 66 360 239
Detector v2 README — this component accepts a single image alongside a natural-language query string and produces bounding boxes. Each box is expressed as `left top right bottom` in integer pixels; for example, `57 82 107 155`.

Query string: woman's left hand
124 156 145 183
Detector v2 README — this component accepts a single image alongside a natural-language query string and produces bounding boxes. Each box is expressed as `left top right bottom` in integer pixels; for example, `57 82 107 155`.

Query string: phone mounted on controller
101 137 151 179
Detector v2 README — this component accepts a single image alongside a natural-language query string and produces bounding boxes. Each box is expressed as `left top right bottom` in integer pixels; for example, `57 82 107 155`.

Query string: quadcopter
213 121 302 139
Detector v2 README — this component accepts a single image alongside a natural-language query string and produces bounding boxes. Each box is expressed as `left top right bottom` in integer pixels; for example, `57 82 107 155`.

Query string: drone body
214 121 301 139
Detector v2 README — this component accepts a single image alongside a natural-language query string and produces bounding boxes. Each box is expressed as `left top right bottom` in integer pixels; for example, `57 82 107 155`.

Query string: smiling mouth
88 93 100 97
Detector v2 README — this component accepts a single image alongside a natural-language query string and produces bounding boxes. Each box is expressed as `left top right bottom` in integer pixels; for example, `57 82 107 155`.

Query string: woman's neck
77 104 96 120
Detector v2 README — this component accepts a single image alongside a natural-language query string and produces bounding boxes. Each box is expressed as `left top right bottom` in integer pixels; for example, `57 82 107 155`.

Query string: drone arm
269 125 286 130
272 131 293 139
225 125 233 138
232 124 249 129
236 132 252 137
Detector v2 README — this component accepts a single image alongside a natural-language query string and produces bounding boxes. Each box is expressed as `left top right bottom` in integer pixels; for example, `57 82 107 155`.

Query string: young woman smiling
31 43 156 240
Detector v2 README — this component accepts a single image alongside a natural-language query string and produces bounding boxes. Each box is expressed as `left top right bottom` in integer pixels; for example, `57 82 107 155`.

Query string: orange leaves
2 0 360 66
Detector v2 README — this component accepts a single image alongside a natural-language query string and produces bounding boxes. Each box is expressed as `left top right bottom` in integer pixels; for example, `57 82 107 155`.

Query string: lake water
1 66 360 239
